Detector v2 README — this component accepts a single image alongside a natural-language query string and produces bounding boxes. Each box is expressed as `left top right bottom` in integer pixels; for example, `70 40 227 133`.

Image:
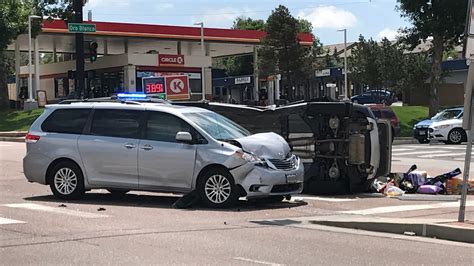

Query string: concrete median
309 216 474 244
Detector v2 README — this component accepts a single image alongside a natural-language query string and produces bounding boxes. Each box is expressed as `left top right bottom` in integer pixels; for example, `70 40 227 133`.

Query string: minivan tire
49 161 85 200
198 168 238 208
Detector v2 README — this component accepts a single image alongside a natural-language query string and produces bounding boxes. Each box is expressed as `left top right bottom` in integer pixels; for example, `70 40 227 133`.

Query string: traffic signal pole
73 0 85 99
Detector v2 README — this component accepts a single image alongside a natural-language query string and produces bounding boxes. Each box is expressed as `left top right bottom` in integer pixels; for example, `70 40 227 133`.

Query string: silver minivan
23 102 304 207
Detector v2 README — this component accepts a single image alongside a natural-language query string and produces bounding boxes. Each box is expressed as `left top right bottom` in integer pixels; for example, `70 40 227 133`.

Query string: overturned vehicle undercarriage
176 101 392 195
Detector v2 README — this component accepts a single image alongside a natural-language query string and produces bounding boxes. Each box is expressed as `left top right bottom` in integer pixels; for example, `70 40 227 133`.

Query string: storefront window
54 77 69 98
87 70 124 98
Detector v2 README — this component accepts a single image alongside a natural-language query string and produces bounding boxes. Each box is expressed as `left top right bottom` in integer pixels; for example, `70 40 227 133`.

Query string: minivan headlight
235 151 267 166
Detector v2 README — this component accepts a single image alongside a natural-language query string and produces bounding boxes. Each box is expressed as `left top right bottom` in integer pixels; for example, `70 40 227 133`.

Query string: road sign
165 76 190 100
68 23 96 33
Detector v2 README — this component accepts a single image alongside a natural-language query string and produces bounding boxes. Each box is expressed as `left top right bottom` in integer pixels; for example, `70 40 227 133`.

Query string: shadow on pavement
23 192 307 212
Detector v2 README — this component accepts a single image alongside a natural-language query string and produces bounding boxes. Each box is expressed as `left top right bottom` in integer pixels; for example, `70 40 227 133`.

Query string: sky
83 0 411 45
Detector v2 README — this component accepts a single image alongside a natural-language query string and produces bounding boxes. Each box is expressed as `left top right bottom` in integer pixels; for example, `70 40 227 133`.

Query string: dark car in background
413 107 463 144
367 104 400 141
351 90 397 105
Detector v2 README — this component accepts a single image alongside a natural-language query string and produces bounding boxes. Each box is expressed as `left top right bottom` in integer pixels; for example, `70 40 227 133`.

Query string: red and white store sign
165 75 190 100
158 54 185 66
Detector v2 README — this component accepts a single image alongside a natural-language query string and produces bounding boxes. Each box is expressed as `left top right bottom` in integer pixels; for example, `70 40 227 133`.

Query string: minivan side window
90 109 141 138
146 112 199 143
41 109 90 134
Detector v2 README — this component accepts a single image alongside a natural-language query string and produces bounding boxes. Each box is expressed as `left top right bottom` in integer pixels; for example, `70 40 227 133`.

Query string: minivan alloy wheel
205 174 231 204
54 168 78 195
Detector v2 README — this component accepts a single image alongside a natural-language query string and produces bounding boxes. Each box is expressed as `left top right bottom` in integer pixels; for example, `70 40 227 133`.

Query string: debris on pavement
97 207 106 211
403 232 416 236
172 190 200 209
58 204 67 207
446 178 474 195
371 165 464 197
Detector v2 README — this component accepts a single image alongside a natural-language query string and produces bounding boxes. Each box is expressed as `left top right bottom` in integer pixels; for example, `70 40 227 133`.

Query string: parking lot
1 141 473 264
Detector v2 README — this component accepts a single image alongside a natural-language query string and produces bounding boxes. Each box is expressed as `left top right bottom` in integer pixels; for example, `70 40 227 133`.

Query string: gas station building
7 20 313 103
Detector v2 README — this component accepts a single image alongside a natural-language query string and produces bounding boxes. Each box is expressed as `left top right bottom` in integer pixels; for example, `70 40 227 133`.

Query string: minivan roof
46 102 211 115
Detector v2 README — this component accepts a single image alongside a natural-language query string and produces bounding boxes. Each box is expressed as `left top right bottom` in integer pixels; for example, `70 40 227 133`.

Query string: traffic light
89 41 98 62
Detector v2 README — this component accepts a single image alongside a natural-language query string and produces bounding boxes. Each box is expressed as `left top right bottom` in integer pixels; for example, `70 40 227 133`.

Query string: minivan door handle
140 144 153 151
124 143 137 149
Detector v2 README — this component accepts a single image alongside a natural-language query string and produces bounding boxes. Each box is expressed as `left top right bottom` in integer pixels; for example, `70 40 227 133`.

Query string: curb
0 131 27 142
310 220 474 244
0 131 27 138
393 137 419 145
0 137 24 143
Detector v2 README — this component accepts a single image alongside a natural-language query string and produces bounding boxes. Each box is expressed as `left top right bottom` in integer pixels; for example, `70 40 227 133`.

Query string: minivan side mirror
176 131 193 143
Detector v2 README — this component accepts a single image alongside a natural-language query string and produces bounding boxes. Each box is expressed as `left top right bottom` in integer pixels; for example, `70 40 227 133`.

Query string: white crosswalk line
418 152 468 158
4 203 109 218
0 217 25 225
341 201 474 215
441 146 468 150
402 145 447 149
391 148 414 152
392 150 448 156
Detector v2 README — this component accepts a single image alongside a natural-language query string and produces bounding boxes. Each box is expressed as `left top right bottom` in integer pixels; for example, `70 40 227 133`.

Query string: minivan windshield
432 109 462 121
184 112 251 140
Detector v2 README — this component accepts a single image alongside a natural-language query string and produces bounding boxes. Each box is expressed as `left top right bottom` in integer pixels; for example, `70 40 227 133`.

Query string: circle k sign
165 76 190 100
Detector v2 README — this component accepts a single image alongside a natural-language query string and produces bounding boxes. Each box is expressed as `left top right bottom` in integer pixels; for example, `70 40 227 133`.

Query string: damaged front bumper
230 158 305 199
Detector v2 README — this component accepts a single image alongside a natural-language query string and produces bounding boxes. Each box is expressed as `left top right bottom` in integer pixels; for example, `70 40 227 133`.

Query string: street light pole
26 15 41 109
338 29 348 100
194 22 205 101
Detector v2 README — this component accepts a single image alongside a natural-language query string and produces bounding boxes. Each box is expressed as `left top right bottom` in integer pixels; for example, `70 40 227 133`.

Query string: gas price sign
142 77 166 95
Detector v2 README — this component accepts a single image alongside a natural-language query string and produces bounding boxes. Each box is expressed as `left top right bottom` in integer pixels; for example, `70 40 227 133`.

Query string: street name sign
68 23 96 33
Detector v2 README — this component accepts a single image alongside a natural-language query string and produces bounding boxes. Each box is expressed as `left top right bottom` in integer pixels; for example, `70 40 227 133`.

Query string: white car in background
429 110 466 144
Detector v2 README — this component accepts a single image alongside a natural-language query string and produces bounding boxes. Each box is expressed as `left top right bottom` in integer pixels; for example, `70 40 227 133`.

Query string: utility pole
194 22 205 101
73 0 85 99
337 29 348 99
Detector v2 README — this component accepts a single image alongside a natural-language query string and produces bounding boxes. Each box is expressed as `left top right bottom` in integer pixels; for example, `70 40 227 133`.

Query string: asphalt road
1 142 473 265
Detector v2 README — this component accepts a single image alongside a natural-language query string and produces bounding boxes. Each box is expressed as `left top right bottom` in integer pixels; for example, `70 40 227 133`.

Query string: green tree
398 0 468 116
398 52 431 103
0 0 30 110
232 16 266 31
349 35 382 88
378 37 405 89
0 0 78 109
297 18 313 33
259 5 309 98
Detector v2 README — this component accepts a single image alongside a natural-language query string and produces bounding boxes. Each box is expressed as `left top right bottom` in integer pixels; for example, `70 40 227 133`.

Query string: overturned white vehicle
175 101 392 195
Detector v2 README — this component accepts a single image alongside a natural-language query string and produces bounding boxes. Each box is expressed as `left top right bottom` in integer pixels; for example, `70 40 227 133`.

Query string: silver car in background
23 102 304 207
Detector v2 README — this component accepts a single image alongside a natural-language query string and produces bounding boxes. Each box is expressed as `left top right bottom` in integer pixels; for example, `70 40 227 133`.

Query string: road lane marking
403 145 448 149
293 196 357 202
392 150 449 156
0 217 26 225
391 148 413 152
4 203 109 218
234 257 283 266
341 201 474 215
441 146 468 150
418 152 468 158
